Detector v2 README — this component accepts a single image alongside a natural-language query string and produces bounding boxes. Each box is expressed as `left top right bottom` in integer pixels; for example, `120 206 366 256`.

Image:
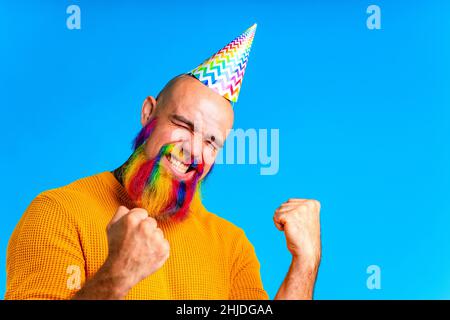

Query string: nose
179 131 203 165
192 131 203 163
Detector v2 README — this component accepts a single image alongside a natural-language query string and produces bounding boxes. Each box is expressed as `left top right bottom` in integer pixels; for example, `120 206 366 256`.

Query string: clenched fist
73 206 170 299
103 206 170 294
273 199 321 268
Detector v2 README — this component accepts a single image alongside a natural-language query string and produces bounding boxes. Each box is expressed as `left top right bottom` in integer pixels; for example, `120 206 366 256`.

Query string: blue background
1 0 449 299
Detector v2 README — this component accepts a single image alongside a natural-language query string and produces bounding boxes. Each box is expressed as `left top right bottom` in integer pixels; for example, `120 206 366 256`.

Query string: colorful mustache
123 144 204 220
122 118 206 220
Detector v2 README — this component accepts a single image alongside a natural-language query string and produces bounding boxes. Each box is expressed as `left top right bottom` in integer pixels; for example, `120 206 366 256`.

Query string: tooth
167 154 191 175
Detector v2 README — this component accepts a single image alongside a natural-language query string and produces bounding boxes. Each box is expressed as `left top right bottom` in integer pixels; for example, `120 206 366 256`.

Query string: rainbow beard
121 121 205 222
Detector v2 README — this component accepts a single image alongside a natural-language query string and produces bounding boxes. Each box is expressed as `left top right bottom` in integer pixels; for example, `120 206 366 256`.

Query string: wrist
291 254 320 273
96 259 133 299
73 261 131 300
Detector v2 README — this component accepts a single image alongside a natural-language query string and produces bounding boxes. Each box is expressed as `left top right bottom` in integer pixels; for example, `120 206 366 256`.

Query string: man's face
121 75 234 221
144 76 234 181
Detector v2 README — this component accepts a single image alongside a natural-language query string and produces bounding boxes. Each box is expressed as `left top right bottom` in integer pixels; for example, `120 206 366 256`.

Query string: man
5 24 321 300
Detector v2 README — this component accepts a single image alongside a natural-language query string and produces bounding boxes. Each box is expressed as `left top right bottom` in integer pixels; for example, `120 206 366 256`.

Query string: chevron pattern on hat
189 24 257 103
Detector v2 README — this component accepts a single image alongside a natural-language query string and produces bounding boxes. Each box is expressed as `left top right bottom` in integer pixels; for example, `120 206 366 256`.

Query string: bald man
5 75 321 300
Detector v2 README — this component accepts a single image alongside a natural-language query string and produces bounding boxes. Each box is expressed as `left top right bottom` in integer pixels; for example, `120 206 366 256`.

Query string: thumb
108 205 130 227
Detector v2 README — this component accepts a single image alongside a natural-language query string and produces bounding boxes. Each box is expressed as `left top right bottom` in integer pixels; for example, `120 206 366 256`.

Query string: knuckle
130 208 149 218
124 213 137 225
285 212 295 220
147 217 157 228
161 239 169 249
154 227 164 238
290 209 300 217
306 200 320 211
315 200 321 210
139 219 153 233
141 208 149 216
149 230 164 244
143 217 156 228
162 240 170 253
156 241 169 256
147 216 157 224
304 201 314 210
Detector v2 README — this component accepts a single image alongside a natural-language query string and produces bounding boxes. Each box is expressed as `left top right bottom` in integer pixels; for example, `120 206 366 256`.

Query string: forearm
274 257 319 300
72 262 130 300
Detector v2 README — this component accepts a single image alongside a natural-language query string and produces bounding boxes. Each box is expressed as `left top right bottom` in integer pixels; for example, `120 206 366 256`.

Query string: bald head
156 74 232 108
139 73 234 180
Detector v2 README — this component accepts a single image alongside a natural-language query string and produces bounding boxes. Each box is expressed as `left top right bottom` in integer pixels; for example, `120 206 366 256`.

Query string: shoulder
21 173 105 223
196 207 245 235
193 207 249 251
195 209 262 276
41 173 106 204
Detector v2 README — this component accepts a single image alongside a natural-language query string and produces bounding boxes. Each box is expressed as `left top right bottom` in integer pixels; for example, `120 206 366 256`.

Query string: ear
140 96 157 126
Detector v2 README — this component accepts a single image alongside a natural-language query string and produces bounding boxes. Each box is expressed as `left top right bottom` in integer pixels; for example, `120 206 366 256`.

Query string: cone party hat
189 24 257 103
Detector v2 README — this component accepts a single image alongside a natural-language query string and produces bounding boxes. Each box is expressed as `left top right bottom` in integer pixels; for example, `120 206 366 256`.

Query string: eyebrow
170 113 224 148
171 114 194 131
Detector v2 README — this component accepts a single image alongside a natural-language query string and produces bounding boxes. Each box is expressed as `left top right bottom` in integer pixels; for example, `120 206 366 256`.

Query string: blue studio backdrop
1 0 450 299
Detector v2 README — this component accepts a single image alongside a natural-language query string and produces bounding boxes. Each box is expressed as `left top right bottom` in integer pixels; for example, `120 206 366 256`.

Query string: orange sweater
5 172 268 300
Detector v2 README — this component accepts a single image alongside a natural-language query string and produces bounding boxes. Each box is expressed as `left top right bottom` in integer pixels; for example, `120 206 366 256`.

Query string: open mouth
165 153 196 177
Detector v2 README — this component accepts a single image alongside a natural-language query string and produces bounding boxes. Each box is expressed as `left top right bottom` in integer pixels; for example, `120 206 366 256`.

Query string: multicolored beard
119 119 205 222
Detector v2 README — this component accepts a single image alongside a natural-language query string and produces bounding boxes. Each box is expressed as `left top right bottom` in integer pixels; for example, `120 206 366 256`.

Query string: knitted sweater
5 171 268 300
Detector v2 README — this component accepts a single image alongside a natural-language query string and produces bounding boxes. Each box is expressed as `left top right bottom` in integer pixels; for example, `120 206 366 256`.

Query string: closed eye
171 119 193 132
206 140 218 151
170 114 195 131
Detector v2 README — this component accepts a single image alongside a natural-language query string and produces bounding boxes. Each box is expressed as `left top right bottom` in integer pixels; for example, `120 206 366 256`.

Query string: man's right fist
104 206 170 292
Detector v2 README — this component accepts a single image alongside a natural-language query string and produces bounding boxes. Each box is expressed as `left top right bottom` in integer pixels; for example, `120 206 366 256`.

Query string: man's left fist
273 199 321 267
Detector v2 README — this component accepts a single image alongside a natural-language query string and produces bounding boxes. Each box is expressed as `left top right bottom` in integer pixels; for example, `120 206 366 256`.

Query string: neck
111 163 126 186
111 151 136 186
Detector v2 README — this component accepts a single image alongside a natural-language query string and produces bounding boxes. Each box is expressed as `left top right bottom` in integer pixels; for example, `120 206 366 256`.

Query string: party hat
189 23 257 103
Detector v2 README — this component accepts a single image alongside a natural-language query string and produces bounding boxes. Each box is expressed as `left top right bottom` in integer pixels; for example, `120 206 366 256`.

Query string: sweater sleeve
229 229 269 300
5 193 86 300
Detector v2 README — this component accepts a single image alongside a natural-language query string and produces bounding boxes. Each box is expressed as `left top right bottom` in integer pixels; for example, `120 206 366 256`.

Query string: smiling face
142 74 234 181
120 74 234 221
